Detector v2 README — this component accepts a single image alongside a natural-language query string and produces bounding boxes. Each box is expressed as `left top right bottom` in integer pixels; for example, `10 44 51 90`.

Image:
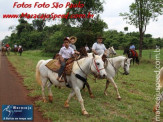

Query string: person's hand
59 56 64 62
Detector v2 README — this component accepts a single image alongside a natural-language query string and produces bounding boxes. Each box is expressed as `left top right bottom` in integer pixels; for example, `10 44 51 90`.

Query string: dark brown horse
123 48 139 65
18 47 23 56
14 47 18 55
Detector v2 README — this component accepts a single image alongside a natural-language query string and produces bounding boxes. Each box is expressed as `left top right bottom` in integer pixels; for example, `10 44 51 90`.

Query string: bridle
76 56 105 78
107 58 128 75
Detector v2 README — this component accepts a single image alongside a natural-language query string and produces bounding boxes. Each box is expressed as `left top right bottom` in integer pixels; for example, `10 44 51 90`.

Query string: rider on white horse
92 36 107 56
57 37 75 87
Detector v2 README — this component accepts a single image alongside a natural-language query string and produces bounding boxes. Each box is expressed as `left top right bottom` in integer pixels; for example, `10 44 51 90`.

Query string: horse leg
41 77 48 103
104 80 110 96
64 90 75 108
74 87 88 115
133 58 135 65
85 82 94 98
110 78 121 100
47 82 53 103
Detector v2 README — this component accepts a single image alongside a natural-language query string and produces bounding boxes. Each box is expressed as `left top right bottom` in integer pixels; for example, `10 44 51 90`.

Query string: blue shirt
129 45 135 50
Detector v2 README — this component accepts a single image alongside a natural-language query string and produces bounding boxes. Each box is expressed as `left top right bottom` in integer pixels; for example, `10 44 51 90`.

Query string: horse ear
129 58 132 61
92 53 95 58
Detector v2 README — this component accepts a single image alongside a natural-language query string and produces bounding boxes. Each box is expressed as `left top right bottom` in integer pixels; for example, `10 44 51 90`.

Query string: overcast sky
0 0 163 41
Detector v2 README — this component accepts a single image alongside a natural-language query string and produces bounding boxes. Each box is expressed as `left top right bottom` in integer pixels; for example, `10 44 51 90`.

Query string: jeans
58 59 67 77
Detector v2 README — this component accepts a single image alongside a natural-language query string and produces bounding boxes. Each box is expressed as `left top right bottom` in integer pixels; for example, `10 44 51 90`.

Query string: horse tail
136 57 139 64
160 67 163 88
36 60 44 86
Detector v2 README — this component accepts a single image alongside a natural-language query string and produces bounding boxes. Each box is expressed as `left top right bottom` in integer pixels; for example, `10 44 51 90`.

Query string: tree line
1 0 163 56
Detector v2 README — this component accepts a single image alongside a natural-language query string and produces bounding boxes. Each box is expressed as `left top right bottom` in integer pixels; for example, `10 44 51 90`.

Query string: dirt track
0 53 51 122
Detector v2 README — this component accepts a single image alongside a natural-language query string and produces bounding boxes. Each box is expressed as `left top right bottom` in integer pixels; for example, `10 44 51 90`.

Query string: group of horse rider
2 43 22 52
56 36 138 85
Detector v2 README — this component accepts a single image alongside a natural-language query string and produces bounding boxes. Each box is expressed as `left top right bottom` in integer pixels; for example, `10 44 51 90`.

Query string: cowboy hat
70 36 77 44
96 36 105 39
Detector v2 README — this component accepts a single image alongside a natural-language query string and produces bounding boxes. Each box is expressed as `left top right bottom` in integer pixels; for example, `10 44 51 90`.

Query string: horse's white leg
47 82 53 103
109 78 121 100
64 90 75 108
41 77 48 103
104 80 110 96
74 87 88 115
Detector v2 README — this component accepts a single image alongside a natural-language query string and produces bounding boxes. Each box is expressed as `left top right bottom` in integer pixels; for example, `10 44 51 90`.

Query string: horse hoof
104 92 108 96
64 101 69 108
82 110 89 115
43 99 47 103
48 96 53 103
90 94 95 98
117 97 122 101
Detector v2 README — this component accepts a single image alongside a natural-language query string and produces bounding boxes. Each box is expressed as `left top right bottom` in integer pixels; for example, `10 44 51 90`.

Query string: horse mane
108 56 126 69
73 54 101 71
160 67 163 88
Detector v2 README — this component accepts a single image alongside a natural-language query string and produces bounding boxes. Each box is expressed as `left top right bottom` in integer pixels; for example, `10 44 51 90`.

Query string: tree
120 0 163 57
62 0 107 47
32 19 46 32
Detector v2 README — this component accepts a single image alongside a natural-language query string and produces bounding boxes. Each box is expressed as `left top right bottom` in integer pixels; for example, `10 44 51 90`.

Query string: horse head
90 54 107 79
106 46 116 57
122 58 132 75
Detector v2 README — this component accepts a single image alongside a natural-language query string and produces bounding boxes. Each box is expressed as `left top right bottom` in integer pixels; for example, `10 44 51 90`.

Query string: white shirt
59 46 74 59
85 46 89 51
92 42 106 55
14 45 17 48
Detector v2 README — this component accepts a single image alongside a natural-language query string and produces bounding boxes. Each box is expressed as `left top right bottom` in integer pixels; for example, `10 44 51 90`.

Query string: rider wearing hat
129 42 138 57
57 37 75 83
69 36 80 55
92 36 107 56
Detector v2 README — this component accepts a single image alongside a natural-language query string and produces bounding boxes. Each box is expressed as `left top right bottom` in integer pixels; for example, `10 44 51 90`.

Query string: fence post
149 51 151 59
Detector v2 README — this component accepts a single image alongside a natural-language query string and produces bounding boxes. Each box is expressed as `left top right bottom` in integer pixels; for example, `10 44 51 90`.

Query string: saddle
130 50 138 57
45 56 75 75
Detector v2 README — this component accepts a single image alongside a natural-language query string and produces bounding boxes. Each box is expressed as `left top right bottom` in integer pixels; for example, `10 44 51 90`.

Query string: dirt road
0 53 51 122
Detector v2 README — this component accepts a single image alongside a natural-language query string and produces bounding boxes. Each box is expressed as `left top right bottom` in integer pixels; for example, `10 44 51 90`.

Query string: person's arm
133 45 135 50
59 48 64 62
92 43 98 55
103 45 107 55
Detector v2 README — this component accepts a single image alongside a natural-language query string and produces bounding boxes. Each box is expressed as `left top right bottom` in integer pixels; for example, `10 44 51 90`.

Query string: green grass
7 49 163 122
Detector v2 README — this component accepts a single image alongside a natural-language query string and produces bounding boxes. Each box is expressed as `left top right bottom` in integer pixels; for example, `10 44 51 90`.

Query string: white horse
153 67 163 112
35 54 107 115
92 46 116 83
103 56 132 100
106 46 116 57
86 54 132 100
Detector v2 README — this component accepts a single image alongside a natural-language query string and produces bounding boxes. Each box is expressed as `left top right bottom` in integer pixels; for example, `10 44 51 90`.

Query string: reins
75 56 104 80
107 58 127 80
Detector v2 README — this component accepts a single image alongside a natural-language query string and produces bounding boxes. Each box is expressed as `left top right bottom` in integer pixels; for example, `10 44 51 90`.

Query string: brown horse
18 47 23 56
2 47 7 56
2 47 11 56
14 47 18 55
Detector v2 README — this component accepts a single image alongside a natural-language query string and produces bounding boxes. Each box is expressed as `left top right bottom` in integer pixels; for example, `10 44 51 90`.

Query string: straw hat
70 36 77 44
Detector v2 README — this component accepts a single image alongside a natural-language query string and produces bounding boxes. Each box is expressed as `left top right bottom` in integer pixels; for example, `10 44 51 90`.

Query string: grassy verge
7 49 163 121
